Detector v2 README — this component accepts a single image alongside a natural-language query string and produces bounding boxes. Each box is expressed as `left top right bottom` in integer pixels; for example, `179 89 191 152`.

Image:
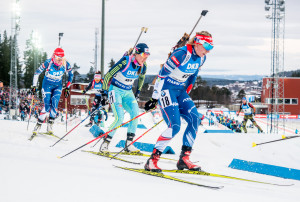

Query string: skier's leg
177 92 202 170
241 116 248 133
88 95 101 125
145 90 180 172
250 116 263 133
48 86 62 133
122 91 140 152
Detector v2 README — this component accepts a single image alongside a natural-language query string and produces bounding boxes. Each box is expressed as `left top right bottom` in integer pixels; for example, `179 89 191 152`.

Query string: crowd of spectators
216 114 242 133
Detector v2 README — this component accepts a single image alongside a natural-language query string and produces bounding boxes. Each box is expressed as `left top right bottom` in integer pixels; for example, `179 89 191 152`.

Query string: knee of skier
171 124 181 137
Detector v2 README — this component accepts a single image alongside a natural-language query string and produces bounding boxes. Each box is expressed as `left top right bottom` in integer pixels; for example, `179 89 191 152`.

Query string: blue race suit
102 55 146 138
32 58 73 120
152 44 205 152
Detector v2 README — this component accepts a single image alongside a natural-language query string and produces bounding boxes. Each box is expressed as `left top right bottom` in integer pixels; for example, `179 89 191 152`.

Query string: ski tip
57 156 61 159
252 142 257 147
282 135 286 139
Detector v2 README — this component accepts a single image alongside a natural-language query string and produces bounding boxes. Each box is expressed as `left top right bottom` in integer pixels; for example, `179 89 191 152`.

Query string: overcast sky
1 0 299 76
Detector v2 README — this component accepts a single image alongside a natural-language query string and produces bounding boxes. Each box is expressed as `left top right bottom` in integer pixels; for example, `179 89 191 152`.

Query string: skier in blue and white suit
144 31 214 172
31 48 73 135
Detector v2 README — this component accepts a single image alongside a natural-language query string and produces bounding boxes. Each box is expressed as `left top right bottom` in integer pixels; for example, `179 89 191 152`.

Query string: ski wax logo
171 56 180 66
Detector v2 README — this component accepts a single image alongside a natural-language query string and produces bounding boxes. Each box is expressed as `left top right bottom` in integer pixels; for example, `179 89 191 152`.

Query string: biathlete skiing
82 71 105 127
237 97 264 133
30 48 73 139
144 31 213 172
99 43 150 153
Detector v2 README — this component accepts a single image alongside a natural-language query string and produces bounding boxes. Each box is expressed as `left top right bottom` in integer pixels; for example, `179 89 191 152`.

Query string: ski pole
65 98 68 132
50 106 103 147
252 135 300 147
130 27 148 55
111 119 164 160
58 109 154 159
26 95 35 131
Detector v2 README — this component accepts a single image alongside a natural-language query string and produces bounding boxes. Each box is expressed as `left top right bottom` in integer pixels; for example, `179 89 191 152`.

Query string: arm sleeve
85 80 94 92
32 60 49 86
136 63 147 91
102 57 127 91
152 49 187 99
66 61 73 88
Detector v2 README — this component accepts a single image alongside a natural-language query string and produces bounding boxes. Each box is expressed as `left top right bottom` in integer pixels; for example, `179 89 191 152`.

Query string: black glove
144 98 158 111
101 90 108 106
135 90 140 101
64 88 70 98
82 90 86 95
31 86 37 95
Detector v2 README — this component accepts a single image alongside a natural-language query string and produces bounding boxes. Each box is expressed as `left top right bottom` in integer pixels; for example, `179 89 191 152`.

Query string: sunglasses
194 37 214 51
140 52 150 58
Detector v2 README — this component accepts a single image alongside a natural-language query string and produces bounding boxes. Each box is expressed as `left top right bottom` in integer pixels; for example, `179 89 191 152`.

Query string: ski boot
47 117 55 135
124 132 140 153
85 121 93 127
99 136 112 153
30 119 43 140
177 146 201 171
144 149 162 173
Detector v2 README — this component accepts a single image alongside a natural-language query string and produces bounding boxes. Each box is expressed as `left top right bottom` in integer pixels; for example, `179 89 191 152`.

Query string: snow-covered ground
1 113 300 202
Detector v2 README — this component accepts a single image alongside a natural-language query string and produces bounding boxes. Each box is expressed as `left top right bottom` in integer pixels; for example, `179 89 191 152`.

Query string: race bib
109 90 116 104
159 90 172 109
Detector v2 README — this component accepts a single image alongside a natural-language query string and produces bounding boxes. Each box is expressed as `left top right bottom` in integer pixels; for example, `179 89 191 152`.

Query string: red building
261 77 300 114
58 83 96 114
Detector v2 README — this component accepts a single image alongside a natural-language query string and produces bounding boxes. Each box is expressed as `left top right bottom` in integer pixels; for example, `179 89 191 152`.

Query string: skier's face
135 53 149 66
242 99 246 104
194 43 210 57
54 56 63 66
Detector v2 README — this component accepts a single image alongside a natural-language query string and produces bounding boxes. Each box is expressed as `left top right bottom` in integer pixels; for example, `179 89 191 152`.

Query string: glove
64 88 70 98
144 98 158 111
31 86 37 95
237 113 239 117
82 90 86 95
135 90 140 101
101 90 108 106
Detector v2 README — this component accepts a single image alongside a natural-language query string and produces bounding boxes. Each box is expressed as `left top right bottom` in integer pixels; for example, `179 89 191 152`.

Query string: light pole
100 0 105 78
264 0 285 134
9 0 21 119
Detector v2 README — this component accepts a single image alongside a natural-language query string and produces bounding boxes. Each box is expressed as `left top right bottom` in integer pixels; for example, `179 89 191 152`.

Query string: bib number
109 90 116 104
160 90 172 109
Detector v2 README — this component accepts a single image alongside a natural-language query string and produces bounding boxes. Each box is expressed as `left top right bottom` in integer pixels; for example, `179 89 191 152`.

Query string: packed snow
1 112 299 202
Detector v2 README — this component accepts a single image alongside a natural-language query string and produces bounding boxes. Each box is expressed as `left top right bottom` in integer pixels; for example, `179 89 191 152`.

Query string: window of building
291 98 298 105
284 99 290 104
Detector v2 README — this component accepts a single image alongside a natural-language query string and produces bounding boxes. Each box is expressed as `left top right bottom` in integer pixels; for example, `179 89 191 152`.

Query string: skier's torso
241 102 253 115
161 45 205 91
42 59 71 86
111 56 142 90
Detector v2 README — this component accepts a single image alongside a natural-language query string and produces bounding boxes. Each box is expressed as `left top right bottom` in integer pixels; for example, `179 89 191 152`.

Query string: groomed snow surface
1 112 300 202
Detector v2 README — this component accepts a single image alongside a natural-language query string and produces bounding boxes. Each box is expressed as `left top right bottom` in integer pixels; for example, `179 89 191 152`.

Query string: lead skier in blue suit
31 48 73 136
144 31 213 172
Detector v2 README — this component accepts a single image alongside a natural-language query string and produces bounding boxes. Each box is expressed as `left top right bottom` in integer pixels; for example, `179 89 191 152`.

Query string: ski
82 150 143 165
28 133 37 141
109 151 177 162
115 166 223 189
39 132 68 141
161 169 294 186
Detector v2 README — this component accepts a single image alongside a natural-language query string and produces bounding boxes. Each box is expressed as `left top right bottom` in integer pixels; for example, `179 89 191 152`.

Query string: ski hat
134 43 150 55
54 48 65 57
242 97 247 101
94 74 101 80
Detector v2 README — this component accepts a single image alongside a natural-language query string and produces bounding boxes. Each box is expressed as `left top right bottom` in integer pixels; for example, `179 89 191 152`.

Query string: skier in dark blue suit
144 31 213 172
31 48 73 136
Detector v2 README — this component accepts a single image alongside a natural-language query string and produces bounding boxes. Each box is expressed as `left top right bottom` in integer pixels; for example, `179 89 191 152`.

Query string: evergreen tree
0 31 12 85
23 31 46 88
72 63 80 83
108 58 115 68
237 89 246 99
86 66 95 82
